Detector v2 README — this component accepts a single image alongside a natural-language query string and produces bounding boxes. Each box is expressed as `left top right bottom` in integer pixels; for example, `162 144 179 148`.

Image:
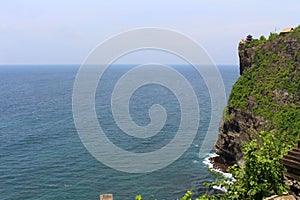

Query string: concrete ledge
100 194 113 200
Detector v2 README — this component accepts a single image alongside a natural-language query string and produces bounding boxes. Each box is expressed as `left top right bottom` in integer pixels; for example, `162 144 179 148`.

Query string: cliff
214 26 300 166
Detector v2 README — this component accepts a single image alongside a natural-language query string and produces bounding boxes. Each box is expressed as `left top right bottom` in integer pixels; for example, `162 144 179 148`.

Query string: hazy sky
0 1 299 65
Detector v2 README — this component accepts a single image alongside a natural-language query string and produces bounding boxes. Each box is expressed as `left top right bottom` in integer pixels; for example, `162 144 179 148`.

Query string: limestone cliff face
239 35 299 75
238 43 257 75
215 108 268 165
214 28 300 165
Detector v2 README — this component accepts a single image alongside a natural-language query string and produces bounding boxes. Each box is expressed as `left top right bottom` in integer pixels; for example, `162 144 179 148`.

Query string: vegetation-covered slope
215 26 300 165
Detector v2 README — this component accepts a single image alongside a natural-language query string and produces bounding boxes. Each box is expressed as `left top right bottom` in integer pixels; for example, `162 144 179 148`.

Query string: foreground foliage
186 131 290 200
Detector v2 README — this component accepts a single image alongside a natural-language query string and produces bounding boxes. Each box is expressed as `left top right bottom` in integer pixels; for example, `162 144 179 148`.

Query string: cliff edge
214 26 300 166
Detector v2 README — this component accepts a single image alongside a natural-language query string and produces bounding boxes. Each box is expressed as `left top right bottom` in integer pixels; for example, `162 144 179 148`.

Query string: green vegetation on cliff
228 25 300 144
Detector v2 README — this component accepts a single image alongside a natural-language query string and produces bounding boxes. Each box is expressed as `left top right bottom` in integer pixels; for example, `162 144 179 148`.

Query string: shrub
184 131 289 200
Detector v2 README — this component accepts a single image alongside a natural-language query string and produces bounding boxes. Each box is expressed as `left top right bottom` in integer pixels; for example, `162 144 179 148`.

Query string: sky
0 0 299 65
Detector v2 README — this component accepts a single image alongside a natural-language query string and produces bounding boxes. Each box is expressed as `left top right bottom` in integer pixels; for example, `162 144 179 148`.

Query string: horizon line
0 63 238 66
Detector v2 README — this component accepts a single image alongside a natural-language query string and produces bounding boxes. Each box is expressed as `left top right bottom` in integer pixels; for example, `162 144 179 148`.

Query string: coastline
202 153 234 192
203 153 233 179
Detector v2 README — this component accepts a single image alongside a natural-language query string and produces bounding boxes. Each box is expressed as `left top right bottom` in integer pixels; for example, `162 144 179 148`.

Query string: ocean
0 64 238 200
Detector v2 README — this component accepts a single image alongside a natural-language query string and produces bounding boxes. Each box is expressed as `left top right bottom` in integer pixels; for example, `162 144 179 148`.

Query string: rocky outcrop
214 27 300 166
238 42 257 75
214 108 269 165
239 33 299 75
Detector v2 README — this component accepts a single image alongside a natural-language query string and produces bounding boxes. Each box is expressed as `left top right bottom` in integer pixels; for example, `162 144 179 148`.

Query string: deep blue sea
0 64 238 200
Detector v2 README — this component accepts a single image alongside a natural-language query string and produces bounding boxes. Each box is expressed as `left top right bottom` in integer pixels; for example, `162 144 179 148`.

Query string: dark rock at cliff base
209 156 229 173
214 108 269 165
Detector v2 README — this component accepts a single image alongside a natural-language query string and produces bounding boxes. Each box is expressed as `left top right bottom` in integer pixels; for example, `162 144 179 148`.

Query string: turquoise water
0 65 238 199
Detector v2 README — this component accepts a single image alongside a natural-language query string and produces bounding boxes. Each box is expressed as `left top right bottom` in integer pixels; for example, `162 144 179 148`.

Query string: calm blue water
0 65 238 200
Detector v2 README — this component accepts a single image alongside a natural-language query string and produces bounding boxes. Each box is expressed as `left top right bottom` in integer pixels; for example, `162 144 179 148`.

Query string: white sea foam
202 153 235 192
212 185 225 191
202 153 233 179
202 153 216 169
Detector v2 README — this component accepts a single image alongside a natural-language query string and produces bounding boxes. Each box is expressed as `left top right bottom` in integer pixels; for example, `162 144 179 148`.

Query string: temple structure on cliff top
280 28 294 35
245 34 253 43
